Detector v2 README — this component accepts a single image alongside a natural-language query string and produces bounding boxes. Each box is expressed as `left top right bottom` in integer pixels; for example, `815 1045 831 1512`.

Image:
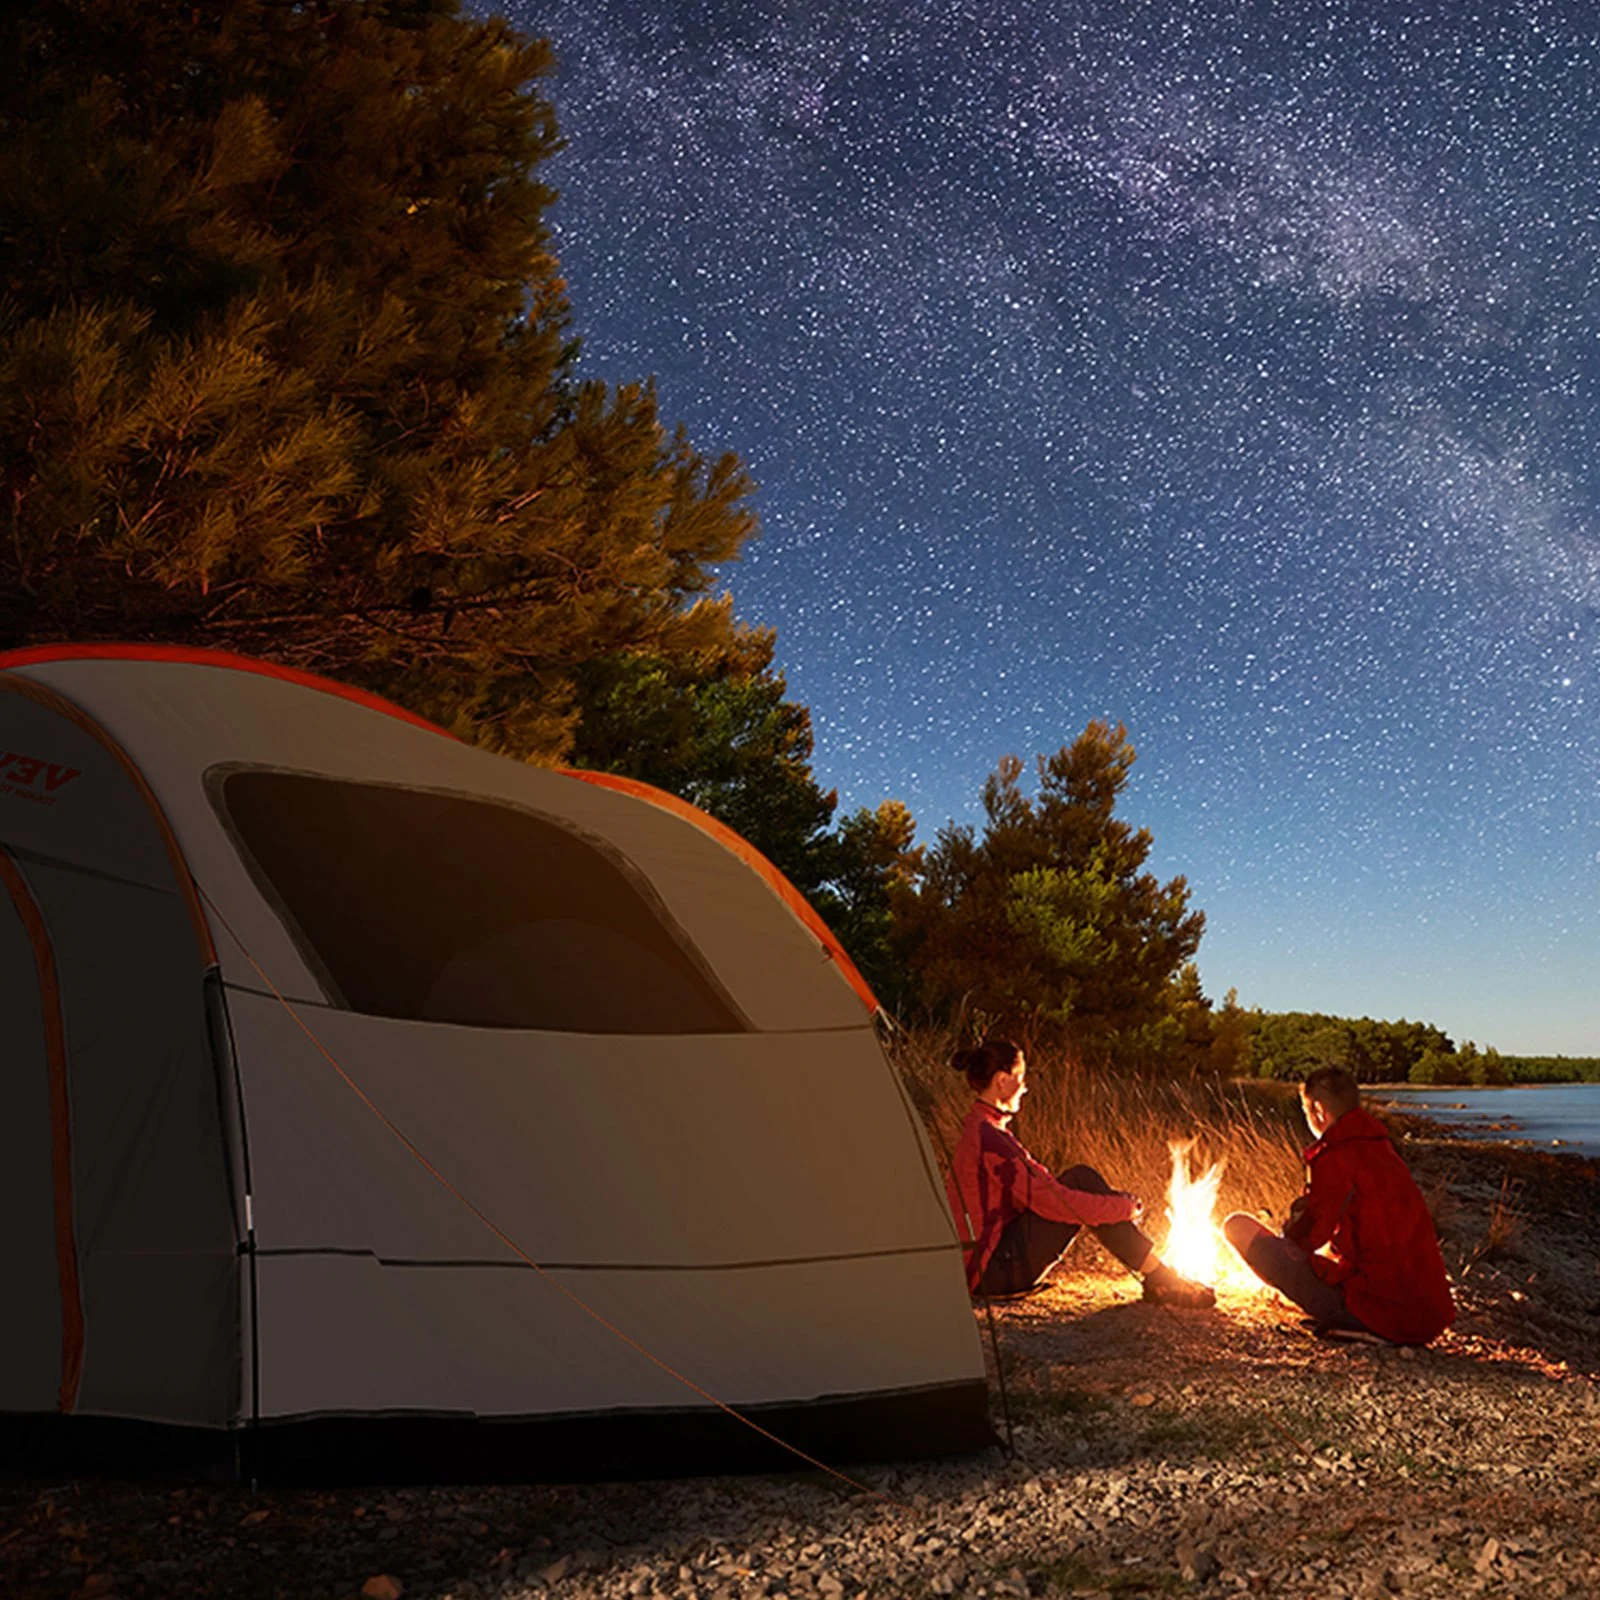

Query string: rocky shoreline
4 1117 1597 1600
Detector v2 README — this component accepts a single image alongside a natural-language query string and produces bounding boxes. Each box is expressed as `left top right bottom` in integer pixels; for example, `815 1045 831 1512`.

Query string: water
1371 1084 1600 1159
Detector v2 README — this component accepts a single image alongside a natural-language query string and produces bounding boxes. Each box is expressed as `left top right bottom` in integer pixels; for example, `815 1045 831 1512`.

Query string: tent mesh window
215 770 751 1033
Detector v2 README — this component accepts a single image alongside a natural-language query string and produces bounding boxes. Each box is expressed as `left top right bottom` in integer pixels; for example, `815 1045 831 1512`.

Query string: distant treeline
1240 1010 1600 1085
1493 1056 1600 1085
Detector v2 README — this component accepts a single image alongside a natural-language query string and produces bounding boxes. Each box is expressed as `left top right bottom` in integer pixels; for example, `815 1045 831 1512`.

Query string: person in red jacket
945 1038 1215 1307
1223 1066 1455 1345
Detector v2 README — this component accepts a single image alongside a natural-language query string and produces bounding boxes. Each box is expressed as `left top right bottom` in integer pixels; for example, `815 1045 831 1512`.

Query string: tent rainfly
0 646 989 1483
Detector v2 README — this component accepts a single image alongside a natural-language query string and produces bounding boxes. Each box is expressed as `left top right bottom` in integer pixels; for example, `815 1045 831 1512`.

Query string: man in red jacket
1223 1066 1455 1345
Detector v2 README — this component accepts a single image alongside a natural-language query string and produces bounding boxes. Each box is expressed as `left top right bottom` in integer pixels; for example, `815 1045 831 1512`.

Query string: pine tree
819 799 922 1008
0 0 753 757
568 627 838 894
568 637 925 999
895 720 1205 1059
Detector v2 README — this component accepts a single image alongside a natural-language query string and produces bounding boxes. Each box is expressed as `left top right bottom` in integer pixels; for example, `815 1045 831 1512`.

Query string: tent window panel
215 772 749 1034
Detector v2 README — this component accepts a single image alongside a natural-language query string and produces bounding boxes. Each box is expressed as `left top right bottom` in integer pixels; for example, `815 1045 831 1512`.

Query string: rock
1130 1392 1156 1408
361 1579 404 1600
1176 1541 1220 1583
1473 1538 1500 1575
541 1557 572 1584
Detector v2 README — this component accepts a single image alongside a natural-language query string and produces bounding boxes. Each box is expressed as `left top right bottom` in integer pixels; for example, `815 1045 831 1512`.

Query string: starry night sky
499 0 1600 1055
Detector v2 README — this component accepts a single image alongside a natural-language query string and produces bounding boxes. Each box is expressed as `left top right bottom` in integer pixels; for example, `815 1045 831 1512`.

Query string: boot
1141 1264 1216 1309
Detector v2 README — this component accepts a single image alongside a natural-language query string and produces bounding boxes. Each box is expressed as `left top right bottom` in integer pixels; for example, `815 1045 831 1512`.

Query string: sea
1370 1083 1600 1160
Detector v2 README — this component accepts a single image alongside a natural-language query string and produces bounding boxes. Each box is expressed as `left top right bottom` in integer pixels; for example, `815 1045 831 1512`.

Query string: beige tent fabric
233 1000 944 1266
1 653 983 1441
257 1253 977 1420
13 659 864 1032
232 996 969 1419
0 679 182 895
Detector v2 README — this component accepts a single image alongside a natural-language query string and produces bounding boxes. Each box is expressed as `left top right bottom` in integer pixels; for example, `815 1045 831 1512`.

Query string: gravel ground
5 1126 1598 1600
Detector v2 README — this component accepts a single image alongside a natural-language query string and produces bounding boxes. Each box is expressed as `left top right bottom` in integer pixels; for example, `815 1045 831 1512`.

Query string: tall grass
891 1025 1308 1253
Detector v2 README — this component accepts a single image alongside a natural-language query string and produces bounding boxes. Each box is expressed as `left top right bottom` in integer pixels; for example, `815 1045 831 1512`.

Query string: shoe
1316 1325 1393 1346
1141 1267 1216 1309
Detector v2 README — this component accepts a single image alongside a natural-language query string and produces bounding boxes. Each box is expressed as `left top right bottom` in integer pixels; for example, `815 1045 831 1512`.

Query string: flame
1159 1138 1276 1296
1161 1138 1227 1286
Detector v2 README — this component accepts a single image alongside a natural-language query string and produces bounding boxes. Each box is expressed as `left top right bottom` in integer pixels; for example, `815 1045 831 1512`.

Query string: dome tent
0 646 988 1483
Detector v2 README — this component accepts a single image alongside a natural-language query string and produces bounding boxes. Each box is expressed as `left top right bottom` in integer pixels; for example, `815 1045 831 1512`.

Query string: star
500 0 1600 1053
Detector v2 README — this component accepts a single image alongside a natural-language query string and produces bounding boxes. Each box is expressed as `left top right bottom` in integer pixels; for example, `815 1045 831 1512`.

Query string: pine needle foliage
895 720 1206 1061
569 625 839 894
568 629 924 1002
0 0 754 757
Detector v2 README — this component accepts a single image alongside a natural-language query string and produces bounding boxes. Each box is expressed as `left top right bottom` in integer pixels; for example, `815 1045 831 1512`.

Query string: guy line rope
197 886 913 1512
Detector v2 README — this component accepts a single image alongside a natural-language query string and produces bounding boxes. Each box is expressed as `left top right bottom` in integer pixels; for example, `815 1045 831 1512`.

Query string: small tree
820 799 922 1009
1409 1046 1455 1085
1209 987 1256 1077
894 720 1205 1059
1160 962 1218 1075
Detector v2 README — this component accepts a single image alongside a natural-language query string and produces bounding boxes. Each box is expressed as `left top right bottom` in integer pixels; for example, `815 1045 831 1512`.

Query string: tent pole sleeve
204 967 260 1484
0 847 84 1413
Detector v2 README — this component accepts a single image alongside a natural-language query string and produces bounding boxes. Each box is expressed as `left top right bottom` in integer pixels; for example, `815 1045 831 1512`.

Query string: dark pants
977 1164 1155 1298
1223 1213 1371 1332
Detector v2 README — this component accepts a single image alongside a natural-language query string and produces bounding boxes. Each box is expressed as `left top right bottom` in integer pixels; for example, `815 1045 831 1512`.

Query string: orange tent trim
562 769 882 1020
0 643 455 741
0 848 84 1413
0 646 880 1019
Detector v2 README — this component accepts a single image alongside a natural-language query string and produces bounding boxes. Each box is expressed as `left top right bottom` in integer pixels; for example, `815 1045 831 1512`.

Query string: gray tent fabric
0 854 67 1414
27 859 237 1425
0 649 988 1480
0 678 238 1428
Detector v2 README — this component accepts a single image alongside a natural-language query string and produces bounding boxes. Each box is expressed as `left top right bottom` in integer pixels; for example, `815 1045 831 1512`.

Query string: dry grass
1464 1172 1526 1271
890 1026 1307 1250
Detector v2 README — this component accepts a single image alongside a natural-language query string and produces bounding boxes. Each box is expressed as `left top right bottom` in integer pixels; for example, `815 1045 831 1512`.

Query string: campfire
1160 1138 1266 1295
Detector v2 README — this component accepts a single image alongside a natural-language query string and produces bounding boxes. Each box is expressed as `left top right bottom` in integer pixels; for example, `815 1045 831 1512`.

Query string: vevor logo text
0 750 82 806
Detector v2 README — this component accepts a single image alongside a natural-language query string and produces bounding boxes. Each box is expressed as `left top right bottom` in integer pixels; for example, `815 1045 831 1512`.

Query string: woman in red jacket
1223 1066 1455 1345
946 1039 1215 1307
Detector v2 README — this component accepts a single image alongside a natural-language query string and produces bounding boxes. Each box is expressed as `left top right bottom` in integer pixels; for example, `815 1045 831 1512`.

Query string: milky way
498 0 1600 1052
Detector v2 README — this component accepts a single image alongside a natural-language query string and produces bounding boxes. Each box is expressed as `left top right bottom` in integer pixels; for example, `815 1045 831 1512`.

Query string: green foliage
892 721 1205 1060
1500 1055 1600 1083
1408 1045 1455 1085
1248 1012 1455 1083
569 629 834 889
1412 1041 1512 1086
569 635 922 1000
818 798 922 1008
1208 987 1254 1077
1244 1015 1591 1086
1162 962 1223 1074
0 0 753 758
